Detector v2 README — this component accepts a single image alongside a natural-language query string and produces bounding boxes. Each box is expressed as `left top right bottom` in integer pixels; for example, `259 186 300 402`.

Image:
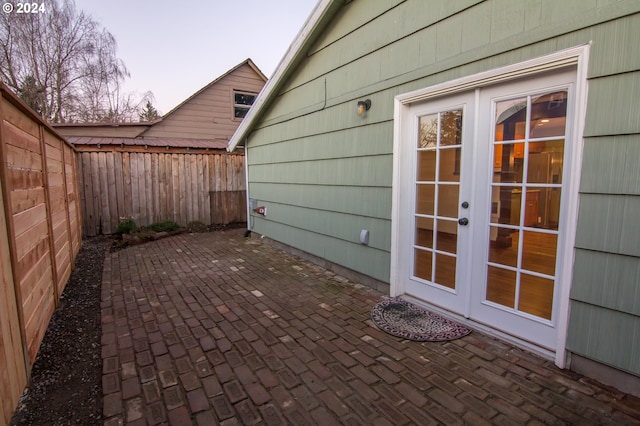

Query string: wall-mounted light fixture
357 99 371 116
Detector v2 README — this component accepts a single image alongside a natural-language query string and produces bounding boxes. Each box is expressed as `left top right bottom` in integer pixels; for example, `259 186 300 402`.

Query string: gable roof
148 58 267 127
227 0 343 151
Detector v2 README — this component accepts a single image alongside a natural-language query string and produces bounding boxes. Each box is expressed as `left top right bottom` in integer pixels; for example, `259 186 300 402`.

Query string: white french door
394 67 578 353
402 92 476 315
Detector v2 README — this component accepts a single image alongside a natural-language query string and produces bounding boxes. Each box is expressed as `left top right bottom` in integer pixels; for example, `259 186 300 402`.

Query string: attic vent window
233 91 257 119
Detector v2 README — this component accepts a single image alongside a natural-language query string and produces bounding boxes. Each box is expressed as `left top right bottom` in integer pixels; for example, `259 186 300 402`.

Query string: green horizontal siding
250 216 391 283
572 249 640 316
584 72 640 137
259 98 394 144
575 193 640 257
580 135 640 195
253 202 390 251
249 183 391 220
584 13 640 78
248 154 392 187
265 4 640 130
280 0 639 101
285 0 484 93
567 301 640 375
247 121 393 163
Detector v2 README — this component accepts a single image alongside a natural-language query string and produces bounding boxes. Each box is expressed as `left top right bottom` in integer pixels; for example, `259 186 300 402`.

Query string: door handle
458 217 469 226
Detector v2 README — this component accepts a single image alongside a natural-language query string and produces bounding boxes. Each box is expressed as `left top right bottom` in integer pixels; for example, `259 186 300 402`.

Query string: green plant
148 220 180 233
187 221 208 233
116 218 137 234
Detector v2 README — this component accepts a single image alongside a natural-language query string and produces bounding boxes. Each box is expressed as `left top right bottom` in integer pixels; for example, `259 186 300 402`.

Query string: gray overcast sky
73 0 318 114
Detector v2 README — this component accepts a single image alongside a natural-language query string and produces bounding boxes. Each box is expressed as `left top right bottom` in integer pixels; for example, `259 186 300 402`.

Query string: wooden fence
76 149 246 236
0 83 82 424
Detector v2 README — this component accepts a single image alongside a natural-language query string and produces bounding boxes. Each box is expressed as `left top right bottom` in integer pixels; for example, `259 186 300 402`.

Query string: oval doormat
371 298 471 342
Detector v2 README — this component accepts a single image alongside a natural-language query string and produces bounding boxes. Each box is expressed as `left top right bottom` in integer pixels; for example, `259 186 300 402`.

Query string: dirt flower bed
10 237 107 426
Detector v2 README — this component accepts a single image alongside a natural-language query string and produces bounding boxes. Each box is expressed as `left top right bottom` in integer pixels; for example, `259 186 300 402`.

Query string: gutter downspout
243 140 252 237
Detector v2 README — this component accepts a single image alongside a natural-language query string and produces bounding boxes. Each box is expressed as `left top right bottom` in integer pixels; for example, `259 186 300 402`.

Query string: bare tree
0 0 149 122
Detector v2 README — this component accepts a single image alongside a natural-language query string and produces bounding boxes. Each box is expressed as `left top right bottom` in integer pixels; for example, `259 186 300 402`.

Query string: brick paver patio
100 229 640 425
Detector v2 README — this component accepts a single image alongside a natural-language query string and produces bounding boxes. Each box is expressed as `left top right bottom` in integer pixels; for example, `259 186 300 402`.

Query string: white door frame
390 44 590 368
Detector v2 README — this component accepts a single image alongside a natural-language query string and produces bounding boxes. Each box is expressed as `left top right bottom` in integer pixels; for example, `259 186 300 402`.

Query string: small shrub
148 220 180 233
116 218 137 234
187 221 208 233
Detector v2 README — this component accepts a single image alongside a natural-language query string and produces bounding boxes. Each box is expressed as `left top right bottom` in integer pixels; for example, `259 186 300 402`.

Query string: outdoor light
357 99 371 116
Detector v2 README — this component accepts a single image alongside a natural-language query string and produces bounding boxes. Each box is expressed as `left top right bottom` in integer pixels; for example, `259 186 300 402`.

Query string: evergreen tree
139 101 160 122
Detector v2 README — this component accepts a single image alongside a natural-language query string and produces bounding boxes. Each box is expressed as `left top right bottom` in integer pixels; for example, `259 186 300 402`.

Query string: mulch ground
10 237 107 426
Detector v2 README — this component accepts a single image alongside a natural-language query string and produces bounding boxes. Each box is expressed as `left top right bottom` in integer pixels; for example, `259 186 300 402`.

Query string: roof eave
227 0 345 152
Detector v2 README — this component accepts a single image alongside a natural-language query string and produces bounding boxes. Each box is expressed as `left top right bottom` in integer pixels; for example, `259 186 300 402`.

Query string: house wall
245 0 640 379
143 63 266 140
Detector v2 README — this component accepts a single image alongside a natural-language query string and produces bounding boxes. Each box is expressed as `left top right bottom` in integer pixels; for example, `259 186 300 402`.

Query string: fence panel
0 83 82 425
76 149 246 236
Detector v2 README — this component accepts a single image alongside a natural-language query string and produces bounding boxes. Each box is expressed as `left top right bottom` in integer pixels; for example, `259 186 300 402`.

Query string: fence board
0 83 81 424
90 152 101 235
75 150 246 235
0 172 26 425
178 154 186 225
151 153 159 223
196 155 203 223
144 153 152 224
202 155 210 223
185 155 192 223
106 152 118 232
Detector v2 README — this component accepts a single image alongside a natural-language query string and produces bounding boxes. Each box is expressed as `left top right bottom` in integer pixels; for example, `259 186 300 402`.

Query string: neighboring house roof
227 0 341 151
55 58 267 149
53 122 154 139
67 136 228 150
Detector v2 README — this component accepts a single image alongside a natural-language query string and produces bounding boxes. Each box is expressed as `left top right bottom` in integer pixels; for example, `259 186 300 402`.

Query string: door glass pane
419 114 438 148
417 151 436 181
435 253 456 289
414 248 432 281
521 231 557 276
488 227 518 267
495 98 527 141
486 266 515 308
490 188 522 226
436 220 457 254
440 110 462 146
519 273 554 320
415 184 435 215
437 184 459 218
529 91 567 139
439 148 461 182
492 144 524 183
527 140 564 184
415 217 433 247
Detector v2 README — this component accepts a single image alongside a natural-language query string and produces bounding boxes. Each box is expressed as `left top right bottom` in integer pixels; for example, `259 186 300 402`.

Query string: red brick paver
101 229 640 425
